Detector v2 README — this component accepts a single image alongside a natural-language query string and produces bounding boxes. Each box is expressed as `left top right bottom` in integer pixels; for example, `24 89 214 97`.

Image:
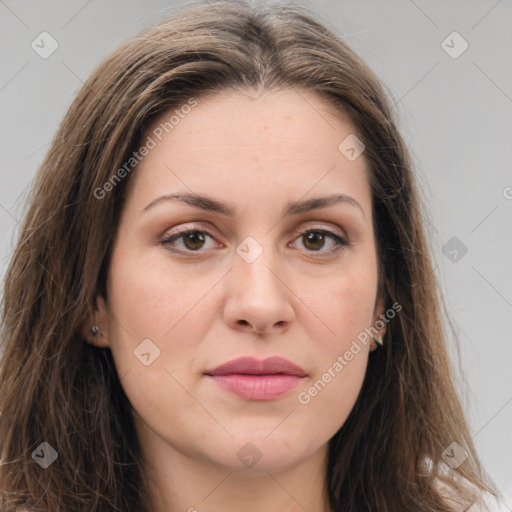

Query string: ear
370 293 387 352
82 295 110 348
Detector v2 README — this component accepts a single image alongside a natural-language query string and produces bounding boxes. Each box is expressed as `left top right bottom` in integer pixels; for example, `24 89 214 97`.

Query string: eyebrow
143 192 364 219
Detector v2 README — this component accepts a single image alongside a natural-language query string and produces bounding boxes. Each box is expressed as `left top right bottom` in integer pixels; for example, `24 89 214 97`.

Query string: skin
87 88 386 512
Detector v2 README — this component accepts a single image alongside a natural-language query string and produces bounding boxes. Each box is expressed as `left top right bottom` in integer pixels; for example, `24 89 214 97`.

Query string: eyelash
160 225 349 256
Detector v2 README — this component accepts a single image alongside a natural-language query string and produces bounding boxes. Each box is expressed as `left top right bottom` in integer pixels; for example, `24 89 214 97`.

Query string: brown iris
302 231 326 251
183 231 206 250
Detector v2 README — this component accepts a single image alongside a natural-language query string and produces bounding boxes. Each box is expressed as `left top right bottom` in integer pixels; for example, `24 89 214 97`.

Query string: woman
0 1 499 510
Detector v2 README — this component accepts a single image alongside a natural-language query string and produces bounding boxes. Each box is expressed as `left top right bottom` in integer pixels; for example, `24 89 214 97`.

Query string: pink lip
204 356 307 401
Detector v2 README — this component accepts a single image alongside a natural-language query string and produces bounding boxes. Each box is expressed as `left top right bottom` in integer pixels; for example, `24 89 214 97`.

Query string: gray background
1 0 511 508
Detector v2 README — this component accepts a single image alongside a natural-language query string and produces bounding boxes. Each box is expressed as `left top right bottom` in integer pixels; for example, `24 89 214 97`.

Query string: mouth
204 356 307 401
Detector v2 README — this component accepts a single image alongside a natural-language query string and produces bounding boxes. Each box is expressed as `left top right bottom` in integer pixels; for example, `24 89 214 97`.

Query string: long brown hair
0 1 498 510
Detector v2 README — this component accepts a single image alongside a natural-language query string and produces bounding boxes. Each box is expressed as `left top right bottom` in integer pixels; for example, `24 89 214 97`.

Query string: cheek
104 252 220 433
293 253 378 424
299 252 379 351
105 250 219 375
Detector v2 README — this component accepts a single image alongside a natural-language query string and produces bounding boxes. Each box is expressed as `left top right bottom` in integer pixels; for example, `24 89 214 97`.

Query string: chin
202 432 322 475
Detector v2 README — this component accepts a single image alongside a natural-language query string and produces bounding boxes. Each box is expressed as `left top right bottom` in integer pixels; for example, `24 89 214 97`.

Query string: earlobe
83 295 110 348
370 294 387 351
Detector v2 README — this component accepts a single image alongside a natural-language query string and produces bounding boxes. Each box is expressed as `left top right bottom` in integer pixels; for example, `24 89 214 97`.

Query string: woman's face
95 89 385 474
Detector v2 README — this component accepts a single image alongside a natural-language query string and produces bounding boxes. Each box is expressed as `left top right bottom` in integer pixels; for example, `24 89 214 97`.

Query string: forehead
127 88 370 211
146 88 359 153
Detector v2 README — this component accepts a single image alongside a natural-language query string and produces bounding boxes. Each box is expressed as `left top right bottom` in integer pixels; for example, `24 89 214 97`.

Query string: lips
204 356 307 401
205 356 307 377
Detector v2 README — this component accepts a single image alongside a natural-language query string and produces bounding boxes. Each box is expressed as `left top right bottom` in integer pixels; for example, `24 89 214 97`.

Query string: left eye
290 230 347 252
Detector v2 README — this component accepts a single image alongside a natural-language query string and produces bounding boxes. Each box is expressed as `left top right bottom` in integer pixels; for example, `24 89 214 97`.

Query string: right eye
161 228 219 253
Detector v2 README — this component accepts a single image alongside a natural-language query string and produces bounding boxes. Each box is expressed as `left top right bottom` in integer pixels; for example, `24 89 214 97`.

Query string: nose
223 246 295 336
